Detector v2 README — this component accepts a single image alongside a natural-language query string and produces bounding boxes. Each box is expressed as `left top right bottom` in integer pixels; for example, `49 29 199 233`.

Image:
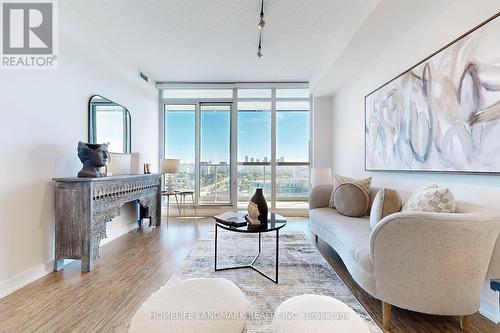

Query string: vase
250 188 268 224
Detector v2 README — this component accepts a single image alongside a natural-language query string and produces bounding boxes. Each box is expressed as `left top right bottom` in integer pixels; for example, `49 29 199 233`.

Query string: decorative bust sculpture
247 201 260 225
77 142 109 178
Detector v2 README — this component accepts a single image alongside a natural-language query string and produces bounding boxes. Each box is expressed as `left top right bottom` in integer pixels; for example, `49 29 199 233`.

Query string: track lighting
256 0 265 58
257 0 265 29
257 18 265 30
257 32 263 58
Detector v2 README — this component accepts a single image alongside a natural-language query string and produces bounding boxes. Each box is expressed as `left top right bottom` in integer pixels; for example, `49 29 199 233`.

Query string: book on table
214 211 248 227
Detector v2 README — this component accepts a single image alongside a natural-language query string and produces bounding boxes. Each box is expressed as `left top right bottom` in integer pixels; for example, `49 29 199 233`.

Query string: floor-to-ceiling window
161 84 310 210
275 89 310 208
164 104 196 192
200 104 232 204
237 90 272 206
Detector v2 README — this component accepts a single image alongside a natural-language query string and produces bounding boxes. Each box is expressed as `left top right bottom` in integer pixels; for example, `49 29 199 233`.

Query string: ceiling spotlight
257 32 263 58
257 18 265 29
257 0 265 29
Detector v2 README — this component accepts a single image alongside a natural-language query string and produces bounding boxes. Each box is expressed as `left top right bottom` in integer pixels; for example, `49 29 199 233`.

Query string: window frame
159 83 311 210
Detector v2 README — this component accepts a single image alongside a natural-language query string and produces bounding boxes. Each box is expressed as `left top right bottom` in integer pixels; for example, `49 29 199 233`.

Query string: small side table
178 191 196 217
162 191 181 218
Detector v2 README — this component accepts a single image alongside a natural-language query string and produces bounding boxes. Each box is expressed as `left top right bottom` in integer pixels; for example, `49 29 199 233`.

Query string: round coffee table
214 212 287 284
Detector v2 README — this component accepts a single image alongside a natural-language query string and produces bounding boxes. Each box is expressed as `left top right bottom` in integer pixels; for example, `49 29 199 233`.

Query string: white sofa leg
382 302 392 330
459 315 472 331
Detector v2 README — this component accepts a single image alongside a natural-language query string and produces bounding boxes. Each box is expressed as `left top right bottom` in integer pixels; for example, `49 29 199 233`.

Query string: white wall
326 0 500 323
0 2 159 298
312 96 333 168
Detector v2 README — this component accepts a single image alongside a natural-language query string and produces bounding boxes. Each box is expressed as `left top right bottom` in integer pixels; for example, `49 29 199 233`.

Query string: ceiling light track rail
257 0 265 58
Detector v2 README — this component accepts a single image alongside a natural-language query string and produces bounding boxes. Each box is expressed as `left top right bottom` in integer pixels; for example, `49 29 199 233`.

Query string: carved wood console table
53 174 162 272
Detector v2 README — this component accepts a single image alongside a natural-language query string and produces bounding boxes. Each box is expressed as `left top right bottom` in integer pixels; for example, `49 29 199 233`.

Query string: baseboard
480 291 499 324
100 222 137 247
0 261 54 299
0 222 138 300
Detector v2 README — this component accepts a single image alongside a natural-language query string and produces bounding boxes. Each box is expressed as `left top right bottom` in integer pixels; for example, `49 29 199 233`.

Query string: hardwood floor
0 216 497 333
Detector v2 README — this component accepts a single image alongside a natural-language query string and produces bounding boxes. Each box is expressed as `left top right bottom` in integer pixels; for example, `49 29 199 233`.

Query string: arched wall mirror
88 95 131 154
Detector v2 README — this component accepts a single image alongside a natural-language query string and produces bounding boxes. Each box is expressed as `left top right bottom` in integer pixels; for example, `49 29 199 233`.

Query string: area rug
166 230 382 333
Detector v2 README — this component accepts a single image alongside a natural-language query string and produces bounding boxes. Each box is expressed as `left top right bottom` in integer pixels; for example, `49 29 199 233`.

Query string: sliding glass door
200 104 232 205
164 102 234 206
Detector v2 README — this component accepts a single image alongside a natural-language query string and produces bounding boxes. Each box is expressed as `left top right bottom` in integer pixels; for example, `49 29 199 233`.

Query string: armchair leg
315 234 318 243
459 315 472 331
382 302 392 330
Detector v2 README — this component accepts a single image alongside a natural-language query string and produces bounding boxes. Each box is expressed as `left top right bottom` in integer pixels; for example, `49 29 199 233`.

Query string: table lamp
311 167 333 186
107 153 132 176
162 159 180 192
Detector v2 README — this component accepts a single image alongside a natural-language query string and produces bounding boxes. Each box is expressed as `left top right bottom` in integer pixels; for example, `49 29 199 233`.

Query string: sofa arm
369 211 500 316
309 184 334 209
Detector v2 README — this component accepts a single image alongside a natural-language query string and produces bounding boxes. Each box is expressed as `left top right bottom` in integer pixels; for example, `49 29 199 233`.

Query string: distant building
256 158 260 162
263 157 268 162
200 161 209 176
245 155 249 162
250 157 255 162
252 178 309 198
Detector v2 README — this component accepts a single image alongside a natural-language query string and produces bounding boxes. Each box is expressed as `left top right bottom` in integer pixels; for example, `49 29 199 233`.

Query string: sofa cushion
369 188 402 229
402 184 456 213
310 208 373 274
333 183 369 217
328 175 372 209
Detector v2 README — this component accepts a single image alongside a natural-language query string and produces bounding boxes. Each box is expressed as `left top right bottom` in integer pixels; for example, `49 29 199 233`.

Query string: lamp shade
162 159 180 173
311 167 332 185
108 153 131 175
130 152 142 174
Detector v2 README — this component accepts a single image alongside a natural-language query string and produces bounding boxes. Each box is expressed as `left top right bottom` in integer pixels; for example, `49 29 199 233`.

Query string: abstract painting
365 13 500 173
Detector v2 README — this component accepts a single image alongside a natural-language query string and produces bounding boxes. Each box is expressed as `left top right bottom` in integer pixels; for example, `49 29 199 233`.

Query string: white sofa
309 184 500 330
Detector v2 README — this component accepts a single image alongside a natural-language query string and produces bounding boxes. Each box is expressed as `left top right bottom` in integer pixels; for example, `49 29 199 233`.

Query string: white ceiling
67 0 377 84
311 0 457 96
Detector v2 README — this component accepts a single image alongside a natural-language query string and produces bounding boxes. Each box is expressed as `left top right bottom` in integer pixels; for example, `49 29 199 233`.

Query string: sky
165 110 309 163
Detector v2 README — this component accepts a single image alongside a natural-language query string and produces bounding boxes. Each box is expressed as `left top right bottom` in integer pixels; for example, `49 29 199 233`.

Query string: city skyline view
165 109 310 164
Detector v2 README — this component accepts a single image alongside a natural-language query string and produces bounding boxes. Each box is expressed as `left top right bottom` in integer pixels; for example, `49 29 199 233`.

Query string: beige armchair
309 185 500 330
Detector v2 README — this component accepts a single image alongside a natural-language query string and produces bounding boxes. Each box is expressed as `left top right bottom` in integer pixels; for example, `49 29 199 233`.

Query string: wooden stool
178 191 196 217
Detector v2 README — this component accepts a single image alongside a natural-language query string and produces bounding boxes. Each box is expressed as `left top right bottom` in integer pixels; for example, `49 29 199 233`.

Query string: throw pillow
333 182 370 217
401 184 456 213
369 188 402 229
329 175 372 209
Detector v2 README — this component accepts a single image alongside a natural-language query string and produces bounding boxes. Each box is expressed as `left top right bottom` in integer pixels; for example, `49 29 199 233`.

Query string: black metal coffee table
214 212 287 284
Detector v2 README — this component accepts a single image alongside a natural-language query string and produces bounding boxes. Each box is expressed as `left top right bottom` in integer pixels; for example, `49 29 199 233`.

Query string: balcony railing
172 163 310 208
200 164 230 204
